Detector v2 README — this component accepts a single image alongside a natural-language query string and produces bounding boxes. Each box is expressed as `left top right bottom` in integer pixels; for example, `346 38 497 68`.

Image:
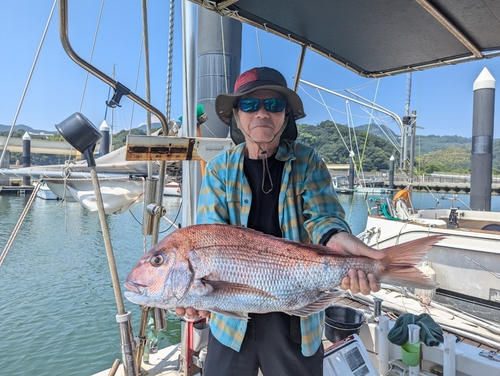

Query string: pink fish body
124 224 442 318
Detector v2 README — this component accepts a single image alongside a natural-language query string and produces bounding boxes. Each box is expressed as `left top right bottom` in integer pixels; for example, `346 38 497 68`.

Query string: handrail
58 0 169 137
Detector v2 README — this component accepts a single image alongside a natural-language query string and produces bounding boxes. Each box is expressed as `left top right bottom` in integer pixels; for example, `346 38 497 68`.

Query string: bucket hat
215 67 306 144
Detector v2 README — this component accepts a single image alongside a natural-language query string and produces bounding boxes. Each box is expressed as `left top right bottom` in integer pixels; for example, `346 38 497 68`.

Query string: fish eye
150 254 164 267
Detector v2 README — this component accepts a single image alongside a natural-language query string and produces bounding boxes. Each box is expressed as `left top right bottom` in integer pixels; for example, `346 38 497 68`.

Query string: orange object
393 189 409 206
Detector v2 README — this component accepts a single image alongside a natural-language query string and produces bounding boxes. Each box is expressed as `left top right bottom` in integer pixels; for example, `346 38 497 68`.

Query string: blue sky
1 0 499 138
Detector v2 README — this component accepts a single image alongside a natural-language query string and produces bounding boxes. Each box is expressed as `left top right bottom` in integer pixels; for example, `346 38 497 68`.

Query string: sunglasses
238 98 287 113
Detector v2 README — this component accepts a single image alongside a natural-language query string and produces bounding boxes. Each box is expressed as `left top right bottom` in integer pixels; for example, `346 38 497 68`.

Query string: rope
0 181 42 267
0 0 56 167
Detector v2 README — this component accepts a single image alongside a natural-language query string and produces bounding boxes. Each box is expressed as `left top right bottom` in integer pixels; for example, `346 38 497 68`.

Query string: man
177 67 383 375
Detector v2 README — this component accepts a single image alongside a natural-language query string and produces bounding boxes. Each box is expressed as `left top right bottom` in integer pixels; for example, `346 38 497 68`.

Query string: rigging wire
358 78 381 169
255 28 263 67
165 0 176 122
0 0 57 167
314 89 349 151
79 0 106 112
129 38 144 132
300 85 394 121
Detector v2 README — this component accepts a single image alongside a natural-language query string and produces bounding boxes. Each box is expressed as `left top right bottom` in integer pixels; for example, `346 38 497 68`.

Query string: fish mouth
124 280 145 294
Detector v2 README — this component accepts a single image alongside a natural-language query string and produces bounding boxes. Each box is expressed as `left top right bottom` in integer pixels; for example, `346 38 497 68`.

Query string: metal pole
22 132 31 186
99 121 110 156
181 0 201 227
58 0 169 136
408 111 417 205
470 68 495 211
389 155 395 190
348 151 355 190
197 7 241 139
89 167 137 375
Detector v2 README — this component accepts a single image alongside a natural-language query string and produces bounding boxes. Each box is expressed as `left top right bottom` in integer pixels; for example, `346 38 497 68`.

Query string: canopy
191 0 500 77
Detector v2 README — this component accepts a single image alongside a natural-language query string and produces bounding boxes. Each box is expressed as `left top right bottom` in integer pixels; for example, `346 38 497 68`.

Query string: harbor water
0 192 499 375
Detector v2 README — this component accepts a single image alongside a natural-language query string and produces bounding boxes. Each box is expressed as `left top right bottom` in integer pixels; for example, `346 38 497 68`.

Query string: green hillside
2 122 499 174
297 120 500 174
297 121 395 172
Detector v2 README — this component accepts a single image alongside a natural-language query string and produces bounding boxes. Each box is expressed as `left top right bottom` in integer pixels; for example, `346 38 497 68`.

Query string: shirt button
244 199 248 204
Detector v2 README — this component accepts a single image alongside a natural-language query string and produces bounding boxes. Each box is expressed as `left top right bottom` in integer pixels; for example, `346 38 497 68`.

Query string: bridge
0 136 78 155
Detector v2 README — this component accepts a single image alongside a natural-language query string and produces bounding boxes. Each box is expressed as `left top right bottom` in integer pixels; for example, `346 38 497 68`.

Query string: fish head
124 246 193 309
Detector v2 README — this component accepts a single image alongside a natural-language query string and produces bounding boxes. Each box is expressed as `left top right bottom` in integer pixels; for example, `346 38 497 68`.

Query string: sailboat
105 1 500 375
3 1 500 375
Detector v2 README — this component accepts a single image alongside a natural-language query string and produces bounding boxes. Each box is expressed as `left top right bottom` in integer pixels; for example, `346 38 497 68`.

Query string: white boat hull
36 185 59 200
164 182 181 197
361 209 500 304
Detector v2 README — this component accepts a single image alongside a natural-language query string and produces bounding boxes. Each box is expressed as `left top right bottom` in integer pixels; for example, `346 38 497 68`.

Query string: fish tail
378 235 444 289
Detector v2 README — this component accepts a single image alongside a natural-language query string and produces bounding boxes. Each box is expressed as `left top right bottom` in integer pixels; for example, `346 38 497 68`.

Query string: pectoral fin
202 279 278 300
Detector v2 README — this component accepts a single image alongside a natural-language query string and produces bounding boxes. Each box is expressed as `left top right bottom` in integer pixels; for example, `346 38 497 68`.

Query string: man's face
236 89 286 145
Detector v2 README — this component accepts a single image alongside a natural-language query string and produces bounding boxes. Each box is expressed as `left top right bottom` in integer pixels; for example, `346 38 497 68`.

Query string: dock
0 185 35 196
390 181 500 195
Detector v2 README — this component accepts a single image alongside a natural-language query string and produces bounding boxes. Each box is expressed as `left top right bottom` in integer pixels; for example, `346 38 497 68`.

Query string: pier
0 185 34 195
389 180 500 195
331 171 500 196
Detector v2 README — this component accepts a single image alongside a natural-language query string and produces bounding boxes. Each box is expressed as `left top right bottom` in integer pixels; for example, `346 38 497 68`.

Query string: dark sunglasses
238 98 287 113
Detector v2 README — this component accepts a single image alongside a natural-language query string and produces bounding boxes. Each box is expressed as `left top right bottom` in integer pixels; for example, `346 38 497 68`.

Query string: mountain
352 123 478 155
0 124 57 135
354 123 398 140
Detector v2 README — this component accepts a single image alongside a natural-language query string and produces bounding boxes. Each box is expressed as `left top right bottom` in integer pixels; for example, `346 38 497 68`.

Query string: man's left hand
325 231 384 295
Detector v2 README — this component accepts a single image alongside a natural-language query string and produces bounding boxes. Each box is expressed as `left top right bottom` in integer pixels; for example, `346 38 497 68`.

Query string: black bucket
324 306 365 343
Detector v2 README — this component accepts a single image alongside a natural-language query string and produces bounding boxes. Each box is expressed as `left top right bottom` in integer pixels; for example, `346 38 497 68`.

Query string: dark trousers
203 313 324 376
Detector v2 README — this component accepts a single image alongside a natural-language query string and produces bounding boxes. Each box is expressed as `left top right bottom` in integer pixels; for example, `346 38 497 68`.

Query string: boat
4 1 500 375
3 145 155 214
360 192 500 321
163 182 181 197
332 175 354 194
35 181 59 200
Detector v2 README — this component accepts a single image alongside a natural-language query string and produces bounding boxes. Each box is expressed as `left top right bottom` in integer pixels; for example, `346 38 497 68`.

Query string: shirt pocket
226 188 247 225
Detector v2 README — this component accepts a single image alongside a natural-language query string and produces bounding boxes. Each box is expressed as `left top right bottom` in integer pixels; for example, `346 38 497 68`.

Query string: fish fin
202 279 278 300
211 310 249 320
379 235 445 289
284 290 344 317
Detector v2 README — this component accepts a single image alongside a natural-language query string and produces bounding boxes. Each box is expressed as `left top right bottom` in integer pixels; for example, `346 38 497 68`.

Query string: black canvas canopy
191 0 500 77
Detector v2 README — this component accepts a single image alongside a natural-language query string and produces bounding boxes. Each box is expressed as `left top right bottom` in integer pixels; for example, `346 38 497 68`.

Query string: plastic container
401 323 421 367
401 342 420 366
324 306 365 343
193 322 209 352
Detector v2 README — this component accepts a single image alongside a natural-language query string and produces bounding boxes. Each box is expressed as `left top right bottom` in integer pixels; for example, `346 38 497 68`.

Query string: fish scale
125 224 443 317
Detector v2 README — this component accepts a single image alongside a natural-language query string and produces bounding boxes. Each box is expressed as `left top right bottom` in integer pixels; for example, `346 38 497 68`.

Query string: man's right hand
175 307 211 320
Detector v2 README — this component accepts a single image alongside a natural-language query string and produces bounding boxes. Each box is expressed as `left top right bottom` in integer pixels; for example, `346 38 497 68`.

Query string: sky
1 0 499 139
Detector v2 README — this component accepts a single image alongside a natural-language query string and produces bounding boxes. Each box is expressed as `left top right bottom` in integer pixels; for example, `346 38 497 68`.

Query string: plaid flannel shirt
196 139 350 356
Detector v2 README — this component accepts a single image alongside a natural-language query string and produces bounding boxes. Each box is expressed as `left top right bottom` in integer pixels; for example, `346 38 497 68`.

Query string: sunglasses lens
239 98 261 112
264 98 286 112
239 98 286 113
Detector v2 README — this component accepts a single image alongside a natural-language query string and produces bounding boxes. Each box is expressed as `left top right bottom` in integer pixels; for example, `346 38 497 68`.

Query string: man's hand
325 231 384 295
175 307 211 320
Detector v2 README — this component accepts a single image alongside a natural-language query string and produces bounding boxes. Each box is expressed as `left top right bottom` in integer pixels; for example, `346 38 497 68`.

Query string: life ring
393 189 409 206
